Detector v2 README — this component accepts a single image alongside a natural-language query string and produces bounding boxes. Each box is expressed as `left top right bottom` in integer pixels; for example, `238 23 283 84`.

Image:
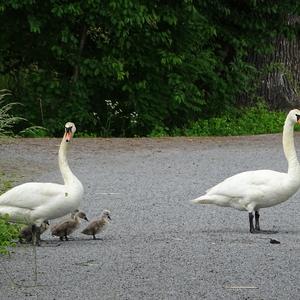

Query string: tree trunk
249 36 300 109
245 17 300 109
72 24 87 82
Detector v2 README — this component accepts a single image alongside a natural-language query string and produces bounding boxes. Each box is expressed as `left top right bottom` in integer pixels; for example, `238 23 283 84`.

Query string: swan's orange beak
65 131 72 142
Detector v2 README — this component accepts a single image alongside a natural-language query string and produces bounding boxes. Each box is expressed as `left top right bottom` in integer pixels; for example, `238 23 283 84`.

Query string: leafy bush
0 177 20 255
0 90 24 136
18 126 48 137
148 125 169 137
182 103 287 136
0 90 47 137
0 1 298 136
0 214 20 255
149 102 289 137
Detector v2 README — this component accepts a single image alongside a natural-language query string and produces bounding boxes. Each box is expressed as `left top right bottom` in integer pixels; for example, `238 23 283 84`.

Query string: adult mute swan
191 109 300 233
0 122 84 244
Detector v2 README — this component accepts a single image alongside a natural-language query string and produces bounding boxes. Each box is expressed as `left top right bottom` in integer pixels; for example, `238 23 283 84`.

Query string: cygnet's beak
108 215 111 220
84 217 89 221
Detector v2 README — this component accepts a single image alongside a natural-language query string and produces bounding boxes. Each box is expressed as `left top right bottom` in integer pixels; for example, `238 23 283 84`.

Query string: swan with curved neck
0 122 84 244
191 109 300 233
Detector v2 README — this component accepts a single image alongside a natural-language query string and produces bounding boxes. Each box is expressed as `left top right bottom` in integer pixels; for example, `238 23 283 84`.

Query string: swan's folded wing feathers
0 182 66 209
207 170 287 199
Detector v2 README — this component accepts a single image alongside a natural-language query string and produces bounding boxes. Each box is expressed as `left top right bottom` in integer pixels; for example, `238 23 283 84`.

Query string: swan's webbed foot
249 211 278 234
254 230 279 234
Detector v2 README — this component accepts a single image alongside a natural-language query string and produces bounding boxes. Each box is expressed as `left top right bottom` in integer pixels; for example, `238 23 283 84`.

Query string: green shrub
148 125 169 137
18 126 48 137
0 214 20 255
182 103 287 136
0 1 298 136
149 102 290 137
0 90 25 137
0 90 46 137
0 177 21 254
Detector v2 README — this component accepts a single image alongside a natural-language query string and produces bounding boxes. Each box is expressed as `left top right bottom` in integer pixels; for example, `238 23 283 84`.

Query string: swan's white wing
207 170 287 198
192 170 291 210
0 182 66 210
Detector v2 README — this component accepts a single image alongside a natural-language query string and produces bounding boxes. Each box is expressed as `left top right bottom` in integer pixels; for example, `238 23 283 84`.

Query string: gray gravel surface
1 135 300 299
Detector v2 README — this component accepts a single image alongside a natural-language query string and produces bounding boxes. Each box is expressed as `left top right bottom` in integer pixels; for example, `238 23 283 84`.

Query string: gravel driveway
1 135 300 299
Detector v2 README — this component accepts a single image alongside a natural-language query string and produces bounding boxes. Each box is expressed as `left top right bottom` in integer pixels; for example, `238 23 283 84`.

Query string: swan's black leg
255 211 260 231
93 234 96 240
249 212 255 233
250 211 278 234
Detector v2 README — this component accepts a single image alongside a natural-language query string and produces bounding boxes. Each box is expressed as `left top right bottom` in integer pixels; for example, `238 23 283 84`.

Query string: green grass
18 126 48 137
149 103 292 137
0 90 25 137
0 178 20 255
0 214 20 255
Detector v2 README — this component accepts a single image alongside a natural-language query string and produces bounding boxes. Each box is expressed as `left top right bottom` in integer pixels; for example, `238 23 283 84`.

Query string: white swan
0 122 84 244
191 109 300 233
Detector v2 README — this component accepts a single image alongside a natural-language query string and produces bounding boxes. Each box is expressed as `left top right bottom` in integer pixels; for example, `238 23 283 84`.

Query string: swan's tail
190 194 220 204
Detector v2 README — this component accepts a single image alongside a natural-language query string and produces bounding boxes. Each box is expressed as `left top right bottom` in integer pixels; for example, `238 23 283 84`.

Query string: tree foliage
0 0 299 136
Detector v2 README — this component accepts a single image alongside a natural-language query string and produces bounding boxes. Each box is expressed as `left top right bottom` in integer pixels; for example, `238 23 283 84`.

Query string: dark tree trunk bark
244 16 300 109
72 24 87 83
248 35 300 109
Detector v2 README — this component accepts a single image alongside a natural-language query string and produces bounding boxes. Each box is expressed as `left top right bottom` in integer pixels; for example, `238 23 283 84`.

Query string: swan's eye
65 126 72 133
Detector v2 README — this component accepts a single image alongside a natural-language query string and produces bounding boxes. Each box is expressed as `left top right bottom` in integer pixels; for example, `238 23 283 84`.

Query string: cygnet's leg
92 234 103 241
255 211 260 231
31 224 41 246
64 232 69 241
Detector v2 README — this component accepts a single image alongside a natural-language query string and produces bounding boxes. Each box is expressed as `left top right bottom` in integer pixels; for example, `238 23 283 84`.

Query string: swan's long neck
58 135 80 186
283 119 300 176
